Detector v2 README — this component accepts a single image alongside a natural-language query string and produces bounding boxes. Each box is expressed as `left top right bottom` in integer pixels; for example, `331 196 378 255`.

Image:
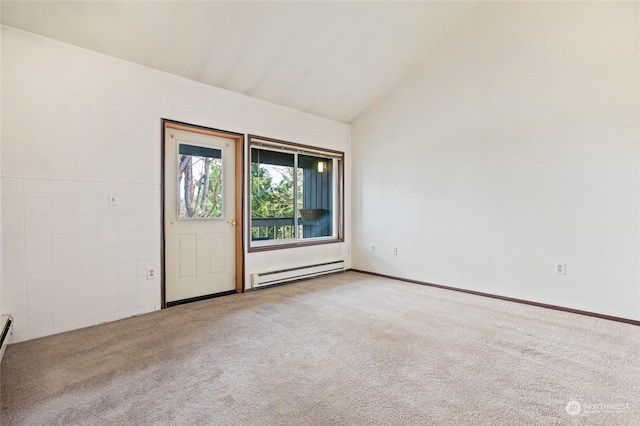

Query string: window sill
247 237 344 253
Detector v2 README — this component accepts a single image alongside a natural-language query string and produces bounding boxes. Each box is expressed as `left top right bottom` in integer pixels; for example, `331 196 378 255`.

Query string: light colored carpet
1 271 639 425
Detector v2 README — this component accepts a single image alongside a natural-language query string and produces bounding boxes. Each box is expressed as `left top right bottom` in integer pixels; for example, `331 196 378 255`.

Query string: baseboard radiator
0 315 14 362
251 260 345 289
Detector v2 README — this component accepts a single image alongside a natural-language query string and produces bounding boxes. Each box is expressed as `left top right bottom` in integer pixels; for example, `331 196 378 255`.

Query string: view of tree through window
250 163 303 221
250 150 298 239
250 140 340 246
178 144 223 219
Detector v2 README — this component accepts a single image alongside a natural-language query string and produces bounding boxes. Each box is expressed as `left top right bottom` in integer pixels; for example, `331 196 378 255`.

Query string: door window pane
178 143 223 219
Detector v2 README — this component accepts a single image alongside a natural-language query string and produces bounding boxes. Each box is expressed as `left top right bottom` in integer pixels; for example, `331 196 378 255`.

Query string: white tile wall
1 178 161 343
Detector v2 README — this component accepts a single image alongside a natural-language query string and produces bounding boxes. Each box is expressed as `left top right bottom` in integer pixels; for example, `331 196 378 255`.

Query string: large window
249 135 343 250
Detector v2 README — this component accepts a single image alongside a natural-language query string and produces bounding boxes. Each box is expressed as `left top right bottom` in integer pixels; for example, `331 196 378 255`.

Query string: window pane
178 144 223 219
251 148 295 240
298 154 333 239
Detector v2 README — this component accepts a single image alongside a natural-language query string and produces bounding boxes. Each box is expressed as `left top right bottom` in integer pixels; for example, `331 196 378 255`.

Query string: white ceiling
1 1 484 123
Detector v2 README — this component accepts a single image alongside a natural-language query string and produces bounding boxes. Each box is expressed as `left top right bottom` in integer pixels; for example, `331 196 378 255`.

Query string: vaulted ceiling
1 1 485 123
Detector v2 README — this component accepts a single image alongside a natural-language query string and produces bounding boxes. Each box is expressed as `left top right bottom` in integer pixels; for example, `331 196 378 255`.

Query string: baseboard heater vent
251 260 345 289
0 315 14 362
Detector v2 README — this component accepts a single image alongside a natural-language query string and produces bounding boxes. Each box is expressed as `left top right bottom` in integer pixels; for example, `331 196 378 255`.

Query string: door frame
161 119 245 308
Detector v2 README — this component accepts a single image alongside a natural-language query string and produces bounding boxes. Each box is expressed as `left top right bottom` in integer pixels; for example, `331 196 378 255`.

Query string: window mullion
293 152 298 240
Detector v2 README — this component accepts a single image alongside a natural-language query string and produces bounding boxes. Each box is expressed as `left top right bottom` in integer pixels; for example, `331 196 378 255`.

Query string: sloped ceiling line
1 1 485 124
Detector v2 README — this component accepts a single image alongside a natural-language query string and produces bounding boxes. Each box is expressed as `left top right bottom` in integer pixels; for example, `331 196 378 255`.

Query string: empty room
0 1 639 424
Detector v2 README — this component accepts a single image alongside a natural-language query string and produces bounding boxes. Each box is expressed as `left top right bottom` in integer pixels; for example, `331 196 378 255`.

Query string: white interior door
164 127 237 303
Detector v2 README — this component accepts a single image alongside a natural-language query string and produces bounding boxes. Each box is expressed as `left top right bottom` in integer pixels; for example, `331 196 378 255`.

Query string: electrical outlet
555 263 566 275
371 245 376 253
147 267 156 280
392 247 398 255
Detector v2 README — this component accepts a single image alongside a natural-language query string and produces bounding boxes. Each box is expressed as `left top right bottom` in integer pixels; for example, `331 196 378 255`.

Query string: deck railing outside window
251 217 296 240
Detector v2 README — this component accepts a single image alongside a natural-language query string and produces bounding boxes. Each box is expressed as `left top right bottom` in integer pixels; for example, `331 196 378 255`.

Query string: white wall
352 1 640 320
1 26 351 342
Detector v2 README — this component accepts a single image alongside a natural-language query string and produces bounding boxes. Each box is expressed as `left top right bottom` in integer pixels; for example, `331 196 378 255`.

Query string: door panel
207 233 225 273
164 127 237 303
178 234 197 279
